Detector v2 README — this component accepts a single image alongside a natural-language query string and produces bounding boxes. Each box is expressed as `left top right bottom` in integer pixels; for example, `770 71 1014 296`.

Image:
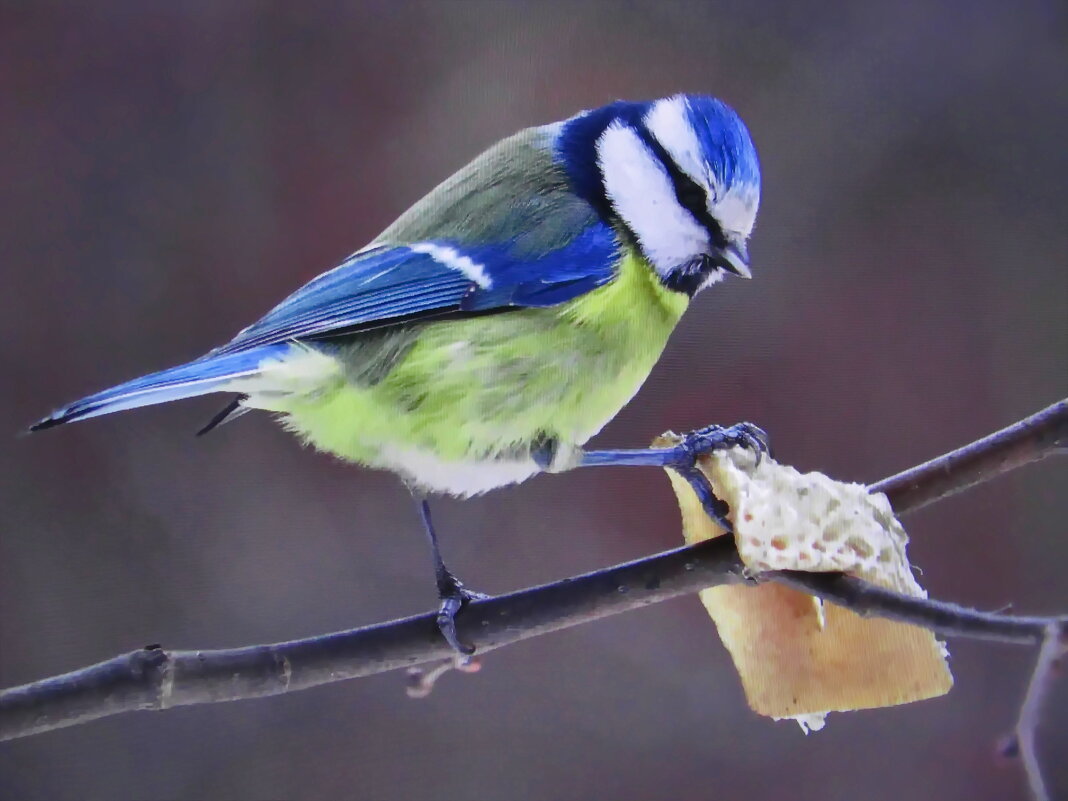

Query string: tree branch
2 398 1065 751
869 397 1067 514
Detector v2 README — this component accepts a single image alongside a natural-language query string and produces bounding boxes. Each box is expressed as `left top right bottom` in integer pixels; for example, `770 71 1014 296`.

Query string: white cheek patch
645 96 759 241
596 122 709 274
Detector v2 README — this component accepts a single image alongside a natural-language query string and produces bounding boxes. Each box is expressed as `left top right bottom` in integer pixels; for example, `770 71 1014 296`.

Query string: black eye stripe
634 124 728 250
676 181 705 208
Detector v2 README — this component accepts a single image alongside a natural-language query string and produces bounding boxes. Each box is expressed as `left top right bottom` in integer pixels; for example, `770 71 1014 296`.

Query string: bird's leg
578 422 769 469
413 495 487 657
575 422 770 532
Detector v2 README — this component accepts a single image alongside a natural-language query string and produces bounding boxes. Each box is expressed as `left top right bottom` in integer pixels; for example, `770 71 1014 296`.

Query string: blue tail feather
29 344 289 431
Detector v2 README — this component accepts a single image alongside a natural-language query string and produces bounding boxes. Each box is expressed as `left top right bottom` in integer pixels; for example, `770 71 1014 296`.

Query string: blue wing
212 222 619 356
30 125 623 431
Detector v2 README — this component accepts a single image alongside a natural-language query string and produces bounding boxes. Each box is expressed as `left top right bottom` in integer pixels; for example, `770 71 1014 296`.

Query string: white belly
378 442 543 497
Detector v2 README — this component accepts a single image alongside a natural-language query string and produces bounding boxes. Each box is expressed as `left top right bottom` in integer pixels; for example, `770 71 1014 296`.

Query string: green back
374 126 600 259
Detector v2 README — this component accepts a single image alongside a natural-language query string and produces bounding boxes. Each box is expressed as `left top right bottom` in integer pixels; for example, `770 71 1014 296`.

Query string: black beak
717 243 752 279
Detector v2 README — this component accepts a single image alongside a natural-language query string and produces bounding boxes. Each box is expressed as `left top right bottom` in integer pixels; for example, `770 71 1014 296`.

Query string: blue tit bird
32 93 763 653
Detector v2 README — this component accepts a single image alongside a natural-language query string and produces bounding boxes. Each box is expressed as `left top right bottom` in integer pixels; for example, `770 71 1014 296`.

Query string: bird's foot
674 421 771 468
436 572 488 658
575 421 771 536
670 422 771 533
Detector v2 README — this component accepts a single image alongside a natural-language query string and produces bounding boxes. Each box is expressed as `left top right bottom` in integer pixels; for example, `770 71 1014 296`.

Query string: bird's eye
676 182 706 212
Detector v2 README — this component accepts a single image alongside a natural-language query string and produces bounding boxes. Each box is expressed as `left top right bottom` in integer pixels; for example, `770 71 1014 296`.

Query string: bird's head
556 94 760 295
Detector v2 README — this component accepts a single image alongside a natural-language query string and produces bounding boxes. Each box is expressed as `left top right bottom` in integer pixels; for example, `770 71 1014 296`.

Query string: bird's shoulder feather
374 125 596 256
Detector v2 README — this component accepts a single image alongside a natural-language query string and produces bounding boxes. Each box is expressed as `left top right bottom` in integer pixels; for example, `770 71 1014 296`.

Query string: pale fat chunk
707 446 923 595
660 441 954 730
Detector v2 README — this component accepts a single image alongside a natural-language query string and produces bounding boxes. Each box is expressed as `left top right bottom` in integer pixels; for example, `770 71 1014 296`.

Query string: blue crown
682 95 760 190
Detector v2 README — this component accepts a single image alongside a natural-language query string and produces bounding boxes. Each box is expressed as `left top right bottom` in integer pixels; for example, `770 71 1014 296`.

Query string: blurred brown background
1 2 1066 799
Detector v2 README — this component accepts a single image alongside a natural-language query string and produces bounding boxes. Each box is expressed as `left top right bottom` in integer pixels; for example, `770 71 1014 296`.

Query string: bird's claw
680 422 771 467
671 422 770 534
407 653 483 699
435 574 487 658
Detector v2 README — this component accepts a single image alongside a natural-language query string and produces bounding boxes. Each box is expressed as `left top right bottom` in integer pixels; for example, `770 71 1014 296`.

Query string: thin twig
0 397 1065 753
871 398 1067 514
769 571 1064 644
1002 622 1068 801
